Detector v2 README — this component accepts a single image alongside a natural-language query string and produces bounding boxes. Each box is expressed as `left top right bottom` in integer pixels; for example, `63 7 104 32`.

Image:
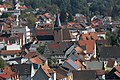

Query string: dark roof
46 42 73 56
11 64 31 75
36 29 54 36
63 29 72 41
72 70 96 80
106 59 115 68
100 46 120 58
56 67 68 79
62 59 80 70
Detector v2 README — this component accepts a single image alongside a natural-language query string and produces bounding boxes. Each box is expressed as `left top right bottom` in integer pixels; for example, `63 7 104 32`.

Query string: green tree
0 58 6 68
106 31 117 46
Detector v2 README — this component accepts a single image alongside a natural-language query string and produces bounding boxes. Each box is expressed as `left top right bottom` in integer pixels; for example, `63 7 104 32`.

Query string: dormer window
91 36 94 40
86 37 89 40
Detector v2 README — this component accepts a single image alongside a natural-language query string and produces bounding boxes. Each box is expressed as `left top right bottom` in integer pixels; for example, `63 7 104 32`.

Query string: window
3 55 7 58
86 37 89 40
91 36 94 40
11 55 14 57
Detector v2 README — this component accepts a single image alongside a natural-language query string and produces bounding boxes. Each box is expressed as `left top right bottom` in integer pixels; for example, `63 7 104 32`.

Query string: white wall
7 44 21 50
12 26 30 45
1 55 17 60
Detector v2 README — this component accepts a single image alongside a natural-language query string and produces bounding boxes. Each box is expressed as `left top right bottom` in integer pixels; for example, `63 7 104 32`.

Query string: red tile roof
0 66 15 79
115 66 120 72
79 40 95 54
30 57 43 64
43 13 51 19
96 70 105 76
106 59 115 68
0 50 22 55
74 60 85 70
42 64 55 77
0 74 11 78
20 5 27 9
114 71 120 78
24 52 39 58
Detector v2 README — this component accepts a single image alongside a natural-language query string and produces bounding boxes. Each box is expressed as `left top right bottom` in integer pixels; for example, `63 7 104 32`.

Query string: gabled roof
20 5 27 9
79 40 95 54
72 70 96 80
46 42 73 56
62 59 80 70
99 46 120 58
0 50 22 55
42 64 55 77
106 59 115 68
11 64 32 75
0 66 15 79
86 61 103 70
56 67 69 80
25 51 47 64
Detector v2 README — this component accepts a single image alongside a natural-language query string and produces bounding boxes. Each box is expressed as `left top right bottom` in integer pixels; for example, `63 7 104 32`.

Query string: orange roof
96 70 105 76
0 66 15 79
0 50 22 55
42 64 55 77
30 57 43 64
44 13 51 19
74 60 85 70
114 71 120 78
115 66 120 72
0 5 6 8
57 73 66 80
3 25 11 31
0 74 11 78
81 32 98 40
79 40 95 54
74 46 83 53
20 5 27 9
68 22 76 26
24 52 39 58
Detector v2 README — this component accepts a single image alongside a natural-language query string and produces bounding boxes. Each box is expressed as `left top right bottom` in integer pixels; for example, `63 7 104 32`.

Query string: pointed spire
54 13 61 30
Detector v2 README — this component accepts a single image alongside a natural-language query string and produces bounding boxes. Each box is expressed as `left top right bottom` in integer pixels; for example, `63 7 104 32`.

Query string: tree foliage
20 0 120 23
106 31 118 46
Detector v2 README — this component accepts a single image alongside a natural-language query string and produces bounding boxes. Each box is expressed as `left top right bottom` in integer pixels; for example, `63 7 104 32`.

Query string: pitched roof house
11 64 35 80
106 66 120 79
33 64 56 80
0 66 18 80
72 70 96 80
56 67 73 80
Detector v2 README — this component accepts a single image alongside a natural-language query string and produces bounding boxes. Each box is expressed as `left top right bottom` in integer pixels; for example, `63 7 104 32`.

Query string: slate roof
56 67 69 80
99 46 120 58
62 59 80 70
72 70 96 80
46 42 73 56
11 64 32 75
86 61 103 70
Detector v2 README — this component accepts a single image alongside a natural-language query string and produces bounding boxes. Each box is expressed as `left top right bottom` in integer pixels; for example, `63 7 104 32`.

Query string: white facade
97 33 106 39
7 44 21 50
1 54 17 61
12 26 30 45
